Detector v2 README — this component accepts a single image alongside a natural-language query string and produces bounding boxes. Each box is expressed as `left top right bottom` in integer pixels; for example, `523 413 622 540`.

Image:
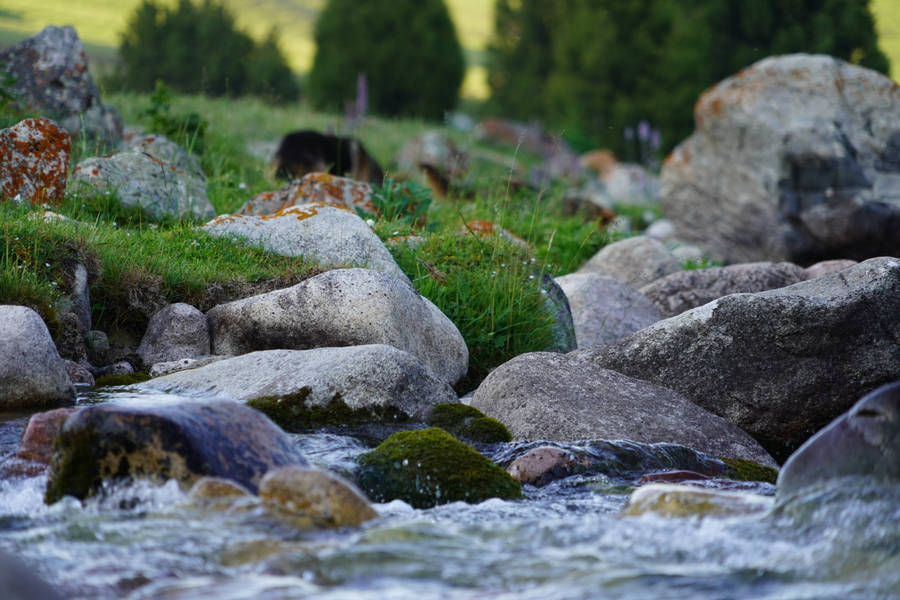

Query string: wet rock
472 352 775 466
0 549 62 600
16 407 77 465
777 381 900 500
356 428 522 508
188 476 252 500
63 360 94 387
621 483 772 518
206 268 467 385
259 466 378 528
638 262 807 318
237 173 375 216
0 118 70 206
45 400 308 503
578 257 900 462
136 303 210 367
662 54 900 264
125 134 205 181
638 470 711 484
556 272 662 347
803 259 856 280
141 345 457 428
0 26 122 148
70 150 213 221
202 203 405 280
0 306 75 409
148 355 224 378
577 236 682 289
426 403 512 444
506 446 579 486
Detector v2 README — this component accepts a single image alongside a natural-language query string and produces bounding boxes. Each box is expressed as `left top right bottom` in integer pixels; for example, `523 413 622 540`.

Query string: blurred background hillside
1 0 897 155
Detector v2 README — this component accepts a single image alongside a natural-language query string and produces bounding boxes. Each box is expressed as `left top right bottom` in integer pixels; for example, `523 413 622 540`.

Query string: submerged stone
356 428 523 508
622 483 772 518
45 400 308 503
259 466 378 528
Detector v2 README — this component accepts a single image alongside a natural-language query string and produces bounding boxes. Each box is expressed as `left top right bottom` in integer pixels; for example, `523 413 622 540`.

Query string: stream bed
1 389 898 600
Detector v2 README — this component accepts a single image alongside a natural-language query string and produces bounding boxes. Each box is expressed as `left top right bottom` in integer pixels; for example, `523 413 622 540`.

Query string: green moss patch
356 427 523 508
247 389 411 433
721 457 779 484
426 403 512 443
45 424 102 504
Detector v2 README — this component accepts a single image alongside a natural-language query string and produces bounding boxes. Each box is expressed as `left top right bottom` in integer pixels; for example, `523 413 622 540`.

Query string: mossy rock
247 388 411 433
426 403 512 443
721 457 779 484
93 372 151 388
356 428 523 508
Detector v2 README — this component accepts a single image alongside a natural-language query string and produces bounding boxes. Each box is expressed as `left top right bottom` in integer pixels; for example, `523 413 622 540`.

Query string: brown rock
506 446 578 486
259 466 378 528
0 118 70 205
188 476 252 500
16 407 77 465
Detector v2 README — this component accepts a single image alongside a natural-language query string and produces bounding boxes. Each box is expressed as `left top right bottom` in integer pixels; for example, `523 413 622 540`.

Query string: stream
1 389 898 599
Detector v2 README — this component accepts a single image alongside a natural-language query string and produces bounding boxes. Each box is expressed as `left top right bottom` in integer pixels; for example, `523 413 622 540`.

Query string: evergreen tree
308 0 465 120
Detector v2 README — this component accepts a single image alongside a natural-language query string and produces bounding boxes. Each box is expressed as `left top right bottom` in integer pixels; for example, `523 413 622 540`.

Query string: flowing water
1 389 898 600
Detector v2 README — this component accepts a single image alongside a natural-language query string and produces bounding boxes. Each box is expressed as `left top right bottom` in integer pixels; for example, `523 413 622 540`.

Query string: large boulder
556 272 662 347
140 346 457 428
206 268 468 385
0 306 75 409
136 303 211 367
0 118 70 206
45 400 308 503
777 381 900 500
638 262 807 318
576 257 900 462
124 134 205 181
70 150 214 221
0 26 122 148
201 203 405 280
662 54 900 264
471 352 775 466
577 236 682 289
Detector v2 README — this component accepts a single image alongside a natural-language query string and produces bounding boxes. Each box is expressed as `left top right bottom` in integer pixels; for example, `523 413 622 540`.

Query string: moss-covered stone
247 388 410 433
721 457 779 484
426 403 512 443
93 372 151 388
356 427 523 508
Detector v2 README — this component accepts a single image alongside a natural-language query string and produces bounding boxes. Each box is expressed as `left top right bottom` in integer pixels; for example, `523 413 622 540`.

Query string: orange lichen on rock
0 118 71 205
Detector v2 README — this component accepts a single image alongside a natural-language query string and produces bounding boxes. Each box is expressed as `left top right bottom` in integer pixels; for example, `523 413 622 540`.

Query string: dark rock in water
578 256 900 463
426 403 512 444
45 400 308 503
0 26 122 149
777 381 900 500
356 428 522 508
0 549 61 600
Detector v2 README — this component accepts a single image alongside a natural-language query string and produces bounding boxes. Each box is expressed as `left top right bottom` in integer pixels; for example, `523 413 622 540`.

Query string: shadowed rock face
777 381 900 500
45 401 308 503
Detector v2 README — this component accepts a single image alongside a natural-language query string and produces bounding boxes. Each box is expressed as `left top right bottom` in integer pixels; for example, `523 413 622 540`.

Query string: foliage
487 0 890 156
139 81 208 154
116 0 299 101
356 428 523 508
359 178 433 226
308 0 465 119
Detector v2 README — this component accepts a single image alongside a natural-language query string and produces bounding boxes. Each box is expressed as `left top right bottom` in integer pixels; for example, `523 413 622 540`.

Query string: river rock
356 428 523 508
45 400 309 503
202 203 405 280
125 134 205 181
0 118 70 206
577 236 682 289
188 476 252 500
259 466 378 528
0 306 75 409
237 173 376 217
206 268 467 385
577 256 900 462
638 262 807 318
0 26 122 148
16 408 77 465
70 150 214 221
803 259 857 279
136 303 211 367
556 272 662 347
140 346 457 427
661 54 900 264
777 381 900 500
471 352 775 466
622 483 772 518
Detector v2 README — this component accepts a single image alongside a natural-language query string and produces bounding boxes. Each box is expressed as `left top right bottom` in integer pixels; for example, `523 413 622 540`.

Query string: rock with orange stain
70 149 214 221
0 26 122 148
662 54 900 264
459 220 528 247
237 173 376 216
202 202 406 280
16 408 77 466
125 134 205 182
0 118 70 205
